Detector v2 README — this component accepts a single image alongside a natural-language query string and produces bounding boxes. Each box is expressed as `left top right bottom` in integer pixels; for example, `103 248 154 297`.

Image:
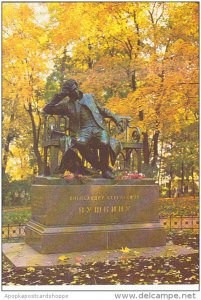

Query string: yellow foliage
2 2 198 179
120 247 131 253
27 267 35 272
58 255 70 261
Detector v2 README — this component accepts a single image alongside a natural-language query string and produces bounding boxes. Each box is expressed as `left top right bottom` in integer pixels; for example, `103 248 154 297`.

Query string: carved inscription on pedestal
31 184 159 226
78 205 131 214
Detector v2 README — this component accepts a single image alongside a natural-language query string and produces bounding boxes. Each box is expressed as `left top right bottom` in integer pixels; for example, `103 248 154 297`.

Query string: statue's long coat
44 93 122 165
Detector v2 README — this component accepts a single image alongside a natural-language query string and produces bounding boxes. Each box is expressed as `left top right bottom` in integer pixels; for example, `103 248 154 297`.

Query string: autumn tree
2 2 199 196
2 3 50 176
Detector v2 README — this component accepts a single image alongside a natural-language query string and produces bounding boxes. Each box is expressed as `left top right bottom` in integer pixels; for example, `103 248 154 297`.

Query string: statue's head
62 79 81 100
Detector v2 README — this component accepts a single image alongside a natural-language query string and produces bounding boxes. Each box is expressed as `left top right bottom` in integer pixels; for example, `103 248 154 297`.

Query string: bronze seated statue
43 79 142 179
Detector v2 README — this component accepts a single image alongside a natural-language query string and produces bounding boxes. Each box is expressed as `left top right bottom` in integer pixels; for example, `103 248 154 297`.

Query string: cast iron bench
42 114 143 175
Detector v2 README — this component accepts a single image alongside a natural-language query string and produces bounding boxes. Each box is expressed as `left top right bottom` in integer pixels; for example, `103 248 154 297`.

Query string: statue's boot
99 145 115 179
80 166 100 176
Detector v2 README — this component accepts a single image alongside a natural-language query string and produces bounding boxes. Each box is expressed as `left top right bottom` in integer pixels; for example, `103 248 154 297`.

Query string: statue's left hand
115 116 132 133
117 120 124 133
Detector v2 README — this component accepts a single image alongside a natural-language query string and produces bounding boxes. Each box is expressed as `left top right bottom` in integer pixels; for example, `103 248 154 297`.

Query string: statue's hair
63 79 78 90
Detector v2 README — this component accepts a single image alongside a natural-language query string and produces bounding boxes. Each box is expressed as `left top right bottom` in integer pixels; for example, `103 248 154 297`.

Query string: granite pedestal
25 177 166 254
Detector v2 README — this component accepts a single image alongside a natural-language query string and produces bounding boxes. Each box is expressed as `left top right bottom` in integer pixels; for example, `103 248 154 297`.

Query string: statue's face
69 87 80 100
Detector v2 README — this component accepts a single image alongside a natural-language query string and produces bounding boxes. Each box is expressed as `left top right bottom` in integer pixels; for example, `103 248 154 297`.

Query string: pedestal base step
25 221 166 254
3 242 198 268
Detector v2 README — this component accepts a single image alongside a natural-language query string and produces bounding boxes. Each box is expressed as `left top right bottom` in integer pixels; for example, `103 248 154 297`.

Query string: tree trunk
151 130 160 167
133 10 141 48
168 164 173 198
131 70 136 91
88 41 93 69
88 57 93 69
184 172 189 195
181 161 184 196
158 140 164 185
2 96 18 177
191 166 195 198
60 46 67 86
2 132 14 177
142 132 150 165
25 103 43 175
2 112 15 177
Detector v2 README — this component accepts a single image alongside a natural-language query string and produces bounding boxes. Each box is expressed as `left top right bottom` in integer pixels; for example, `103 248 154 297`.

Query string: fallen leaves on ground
120 247 131 253
2 233 199 286
26 267 35 272
58 255 70 261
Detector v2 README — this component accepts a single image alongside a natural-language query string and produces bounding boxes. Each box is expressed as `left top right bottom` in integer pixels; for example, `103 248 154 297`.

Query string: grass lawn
159 198 199 216
2 208 31 225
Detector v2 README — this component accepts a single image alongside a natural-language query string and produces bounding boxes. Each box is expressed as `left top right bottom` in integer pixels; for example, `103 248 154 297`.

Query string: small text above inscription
70 195 139 201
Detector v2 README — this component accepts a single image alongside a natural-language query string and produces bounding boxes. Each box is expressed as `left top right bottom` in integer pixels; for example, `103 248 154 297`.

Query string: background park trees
2 2 199 204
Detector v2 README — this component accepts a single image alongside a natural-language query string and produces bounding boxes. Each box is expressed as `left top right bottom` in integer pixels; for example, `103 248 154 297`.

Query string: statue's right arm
43 92 69 115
